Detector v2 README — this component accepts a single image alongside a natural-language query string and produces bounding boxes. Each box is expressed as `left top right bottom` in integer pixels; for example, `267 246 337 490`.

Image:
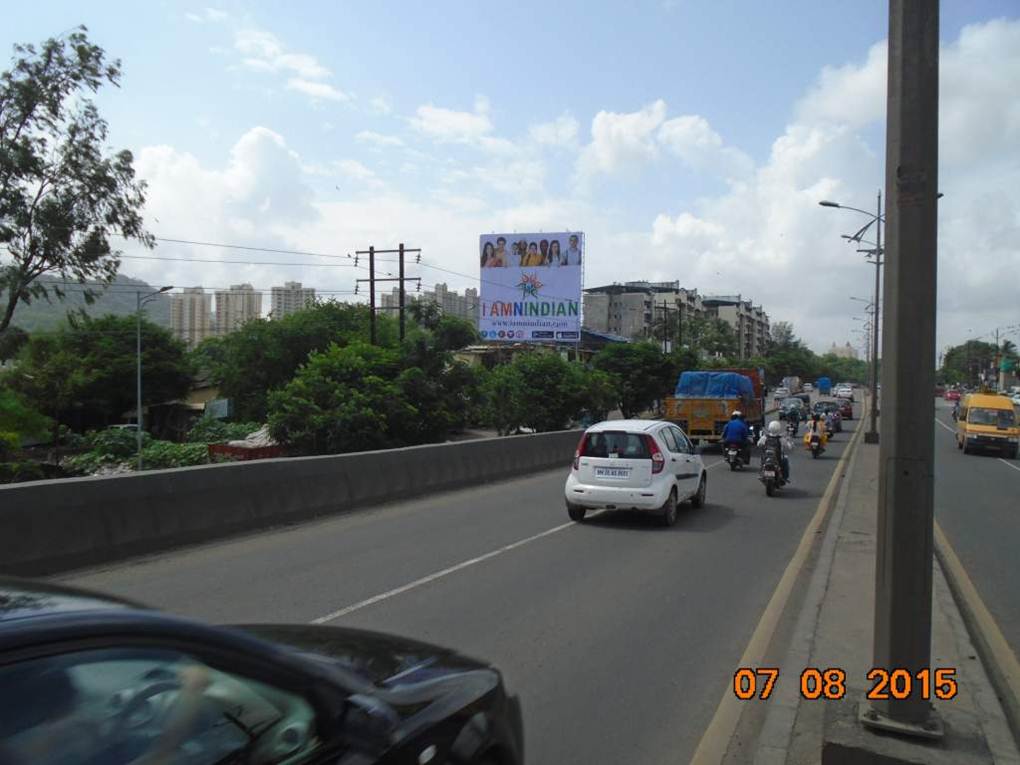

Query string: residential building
583 281 705 345
170 287 215 347
379 282 480 322
702 295 771 360
214 283 262 336
270 281 316 319
829 341 859 360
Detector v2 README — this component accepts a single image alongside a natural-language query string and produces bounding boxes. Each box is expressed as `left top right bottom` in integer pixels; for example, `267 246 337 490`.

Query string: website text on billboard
478 232 583 342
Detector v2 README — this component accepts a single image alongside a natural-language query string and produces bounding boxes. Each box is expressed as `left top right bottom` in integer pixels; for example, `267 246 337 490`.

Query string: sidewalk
752 432 1020 764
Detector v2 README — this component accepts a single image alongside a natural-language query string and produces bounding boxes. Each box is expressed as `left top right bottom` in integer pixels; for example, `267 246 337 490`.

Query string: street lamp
820 192 884 444
136 286 173 470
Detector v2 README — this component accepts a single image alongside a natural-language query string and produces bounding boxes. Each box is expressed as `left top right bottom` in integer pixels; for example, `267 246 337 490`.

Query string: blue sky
3 1 1019 351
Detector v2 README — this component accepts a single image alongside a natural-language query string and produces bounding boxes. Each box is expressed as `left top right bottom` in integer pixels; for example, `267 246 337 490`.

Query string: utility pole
355 245 422 344
865 0 942 738
866 191 883 444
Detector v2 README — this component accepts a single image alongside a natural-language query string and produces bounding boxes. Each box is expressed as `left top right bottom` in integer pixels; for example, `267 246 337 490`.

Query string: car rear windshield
581 431 651 459
968 407 1015 427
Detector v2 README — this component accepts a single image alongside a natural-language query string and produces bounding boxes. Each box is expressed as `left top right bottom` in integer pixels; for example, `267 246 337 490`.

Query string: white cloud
186 7 228 23
355 130 404 148
233 29 336 86
411 102 494 144
577 99 667 180
286 78 350 102
657 114 754 179
334 159 384 188
369 95 393 115
796 41 887 128
529 114 579 148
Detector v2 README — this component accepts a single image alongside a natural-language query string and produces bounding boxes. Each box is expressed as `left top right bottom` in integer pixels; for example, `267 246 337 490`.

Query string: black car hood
233 623 489 689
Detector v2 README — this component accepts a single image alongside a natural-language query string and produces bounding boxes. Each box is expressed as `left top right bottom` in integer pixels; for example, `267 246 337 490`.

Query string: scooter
805 431 825 459
824 414 836 439
760 445 786 496
725 443 743 471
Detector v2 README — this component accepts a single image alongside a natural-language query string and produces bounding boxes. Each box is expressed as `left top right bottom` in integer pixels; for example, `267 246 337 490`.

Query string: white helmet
732 410 742 418
768 420 783 436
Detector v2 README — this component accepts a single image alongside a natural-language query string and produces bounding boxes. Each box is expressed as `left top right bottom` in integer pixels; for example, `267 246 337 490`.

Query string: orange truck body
663 368 765 445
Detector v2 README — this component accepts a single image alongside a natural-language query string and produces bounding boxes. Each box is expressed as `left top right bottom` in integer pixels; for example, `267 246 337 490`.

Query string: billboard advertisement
478 232 583 342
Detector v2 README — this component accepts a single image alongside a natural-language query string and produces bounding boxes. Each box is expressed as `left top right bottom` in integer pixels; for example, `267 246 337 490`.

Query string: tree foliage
686 317 738 357
482 352 615 434
0 387 50 457
591 342 676 418
0 27 152 333
941 340 999 386
199 301 398 421
8 314 191 430
0 325 28 360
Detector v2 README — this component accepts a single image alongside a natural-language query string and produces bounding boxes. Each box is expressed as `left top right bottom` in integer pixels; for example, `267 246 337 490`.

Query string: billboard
478 232 583 342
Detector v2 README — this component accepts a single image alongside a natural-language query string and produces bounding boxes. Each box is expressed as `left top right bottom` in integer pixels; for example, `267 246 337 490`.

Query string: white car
834 385 855 401
564 420 707 527
772 386 791 400
1011 394 1020 408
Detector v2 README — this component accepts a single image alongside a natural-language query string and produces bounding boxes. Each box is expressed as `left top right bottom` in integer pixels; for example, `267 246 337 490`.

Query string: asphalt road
933 399 1020 657
62 407 859 764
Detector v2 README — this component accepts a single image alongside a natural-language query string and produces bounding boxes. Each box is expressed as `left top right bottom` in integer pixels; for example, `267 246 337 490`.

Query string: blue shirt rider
721 411 751 464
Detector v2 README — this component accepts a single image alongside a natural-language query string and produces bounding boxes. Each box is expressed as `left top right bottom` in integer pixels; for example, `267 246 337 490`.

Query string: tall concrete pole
867 0 941 736
865 190 882 444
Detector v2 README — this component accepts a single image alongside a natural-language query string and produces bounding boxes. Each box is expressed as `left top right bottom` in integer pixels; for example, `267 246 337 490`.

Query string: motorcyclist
803 413 829 448
786 405 801 435
757 420 791 481
721 411 751 465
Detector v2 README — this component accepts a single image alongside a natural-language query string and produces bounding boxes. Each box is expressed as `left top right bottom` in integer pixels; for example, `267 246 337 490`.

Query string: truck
781 376 802 394
664 368 765 445
816 377 832 395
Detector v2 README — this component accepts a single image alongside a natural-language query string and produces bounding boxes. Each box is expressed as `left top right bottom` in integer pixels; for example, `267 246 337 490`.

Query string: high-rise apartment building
170 287 214 347
214 283 262 336
271 281 316 319
702 295 771 360
379 282 479 322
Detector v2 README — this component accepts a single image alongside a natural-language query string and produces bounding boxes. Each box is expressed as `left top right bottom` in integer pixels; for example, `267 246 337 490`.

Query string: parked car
0 578 524 765
566 419 707 526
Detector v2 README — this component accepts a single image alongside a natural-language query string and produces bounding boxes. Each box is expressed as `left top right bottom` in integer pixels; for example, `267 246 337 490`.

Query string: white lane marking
310 519 581 624
998 458 1020 473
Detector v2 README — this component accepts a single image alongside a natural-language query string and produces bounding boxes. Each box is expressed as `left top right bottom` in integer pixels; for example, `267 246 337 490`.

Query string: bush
63 451 113 476
84 427 150 458
0 461 46 484
185 418 261 444
139 441 210 469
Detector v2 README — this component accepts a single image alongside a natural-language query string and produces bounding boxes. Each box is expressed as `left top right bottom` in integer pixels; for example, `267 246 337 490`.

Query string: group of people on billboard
480 234 582 268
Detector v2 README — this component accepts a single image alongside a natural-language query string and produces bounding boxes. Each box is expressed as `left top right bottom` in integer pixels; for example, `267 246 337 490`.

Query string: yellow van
956 393 1019 458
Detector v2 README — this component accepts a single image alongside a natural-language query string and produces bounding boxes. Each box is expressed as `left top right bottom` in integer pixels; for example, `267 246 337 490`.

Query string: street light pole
136 286 173 470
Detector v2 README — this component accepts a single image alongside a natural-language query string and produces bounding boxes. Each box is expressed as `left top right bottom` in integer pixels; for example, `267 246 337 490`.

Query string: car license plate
595 467 631 479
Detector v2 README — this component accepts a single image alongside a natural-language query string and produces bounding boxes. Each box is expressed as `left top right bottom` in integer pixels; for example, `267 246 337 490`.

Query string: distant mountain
2 274 172 333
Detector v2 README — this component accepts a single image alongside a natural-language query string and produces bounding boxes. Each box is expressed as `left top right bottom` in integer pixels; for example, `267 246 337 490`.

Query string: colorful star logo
517 272 543 299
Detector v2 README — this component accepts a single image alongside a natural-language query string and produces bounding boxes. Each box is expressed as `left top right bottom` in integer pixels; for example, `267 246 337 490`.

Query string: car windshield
968 408 1015 427
581 431 650 459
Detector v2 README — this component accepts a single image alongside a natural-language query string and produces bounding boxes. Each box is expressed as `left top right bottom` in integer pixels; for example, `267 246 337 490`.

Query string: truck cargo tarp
675 371 754 399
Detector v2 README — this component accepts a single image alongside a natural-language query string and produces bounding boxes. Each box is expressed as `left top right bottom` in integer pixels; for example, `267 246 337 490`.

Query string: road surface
62 410 859 764
933 399 1020 657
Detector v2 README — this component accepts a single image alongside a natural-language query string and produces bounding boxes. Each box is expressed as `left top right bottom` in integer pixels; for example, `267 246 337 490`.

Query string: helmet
731 410 742 419
768 420 783 436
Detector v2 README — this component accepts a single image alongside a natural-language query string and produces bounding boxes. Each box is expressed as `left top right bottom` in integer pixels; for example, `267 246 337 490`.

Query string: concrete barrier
0 430 582 576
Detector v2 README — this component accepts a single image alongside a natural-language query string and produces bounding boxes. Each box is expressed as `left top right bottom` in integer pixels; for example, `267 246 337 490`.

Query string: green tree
592 342 675 418
483 353 613 434
266 342 410 455
0 27 152 333
206 301 397 421
687 317 738 357
432 315 478 352
0 387 50 457
0 325 28 360
942 340 997 387
10 314 191 431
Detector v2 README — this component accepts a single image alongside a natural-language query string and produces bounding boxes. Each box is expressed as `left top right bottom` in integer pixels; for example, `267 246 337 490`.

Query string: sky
3 1 1019 354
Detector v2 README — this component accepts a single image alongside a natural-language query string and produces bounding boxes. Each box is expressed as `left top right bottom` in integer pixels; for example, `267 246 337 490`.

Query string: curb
935 521 1020 750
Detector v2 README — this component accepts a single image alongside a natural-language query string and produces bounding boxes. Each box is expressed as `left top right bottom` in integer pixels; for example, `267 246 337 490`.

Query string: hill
2 274 172 333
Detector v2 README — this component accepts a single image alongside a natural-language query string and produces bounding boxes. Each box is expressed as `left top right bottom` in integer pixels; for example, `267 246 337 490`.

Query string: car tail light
573 433 587 470
644 434 665 474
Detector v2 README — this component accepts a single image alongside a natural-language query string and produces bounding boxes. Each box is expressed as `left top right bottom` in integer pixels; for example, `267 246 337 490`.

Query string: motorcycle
805 430 825 459
824 414 836 439
786 421 798 438
760 445 785 496
725 443 743 471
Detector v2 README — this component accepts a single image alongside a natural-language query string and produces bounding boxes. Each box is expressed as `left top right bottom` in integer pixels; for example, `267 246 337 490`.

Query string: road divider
0 429 582 576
